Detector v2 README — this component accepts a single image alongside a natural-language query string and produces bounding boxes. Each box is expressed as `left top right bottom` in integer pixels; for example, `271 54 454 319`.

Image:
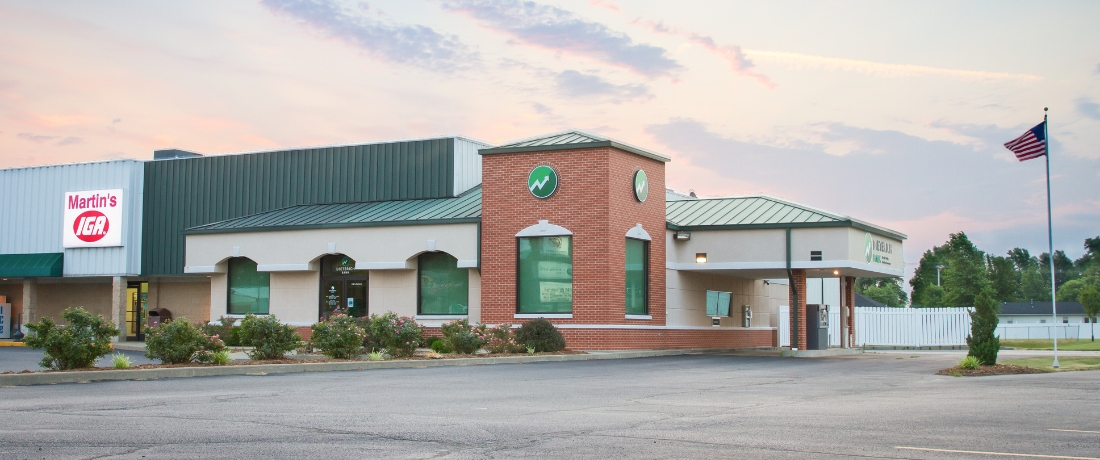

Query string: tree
941 232 989 307
966 288 1000 366
857 277 908 307
1039 250 1077 292
986 255 1020 302
1056 278 1087 302
1019 263 1050 301
1079 284 1100 342
910 246 949 307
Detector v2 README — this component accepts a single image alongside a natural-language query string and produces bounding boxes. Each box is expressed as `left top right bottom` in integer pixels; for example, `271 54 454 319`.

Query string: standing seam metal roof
480 129 671 163
665 195 906 240
186 186 482 233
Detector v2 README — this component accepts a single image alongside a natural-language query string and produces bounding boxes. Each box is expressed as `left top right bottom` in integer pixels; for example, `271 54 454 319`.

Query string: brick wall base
422 326 776 351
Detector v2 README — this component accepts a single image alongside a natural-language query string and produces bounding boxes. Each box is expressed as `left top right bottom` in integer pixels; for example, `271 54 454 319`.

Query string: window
418 252 469 315
228 258 269 315
517 236 572 313
625 238 648 315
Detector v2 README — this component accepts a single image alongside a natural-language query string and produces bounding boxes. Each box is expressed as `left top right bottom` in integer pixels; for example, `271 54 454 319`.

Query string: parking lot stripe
896 447 1100 459
1048 429 1100 434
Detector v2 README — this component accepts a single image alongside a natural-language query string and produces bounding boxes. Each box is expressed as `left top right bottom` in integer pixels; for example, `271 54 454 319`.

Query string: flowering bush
310 314 367 359
145 318 227 364
440 319 487 354
369 312 423 357
201 316 242 346
24 307 120 370
237 314 301 360
484 323 525 354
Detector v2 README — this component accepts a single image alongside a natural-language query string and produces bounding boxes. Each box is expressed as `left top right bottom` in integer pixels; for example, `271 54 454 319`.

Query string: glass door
319 255 369 320
125 282 148 340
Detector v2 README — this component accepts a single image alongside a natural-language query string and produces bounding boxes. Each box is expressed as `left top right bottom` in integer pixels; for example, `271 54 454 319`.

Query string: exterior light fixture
675 231 691 241
833 270 839 276
696 253 707 263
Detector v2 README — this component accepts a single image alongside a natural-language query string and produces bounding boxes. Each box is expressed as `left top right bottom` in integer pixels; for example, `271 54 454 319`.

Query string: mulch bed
936 364 1048 376
1 350 586 374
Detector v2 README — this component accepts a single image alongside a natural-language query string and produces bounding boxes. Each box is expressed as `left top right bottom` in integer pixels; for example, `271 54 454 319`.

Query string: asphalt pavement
0 350 1097 459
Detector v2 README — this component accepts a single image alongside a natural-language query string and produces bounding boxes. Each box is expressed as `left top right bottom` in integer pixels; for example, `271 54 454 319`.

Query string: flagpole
1044 107 1059 369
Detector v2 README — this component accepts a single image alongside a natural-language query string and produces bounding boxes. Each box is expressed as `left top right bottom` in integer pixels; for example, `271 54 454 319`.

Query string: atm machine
805 304 829 350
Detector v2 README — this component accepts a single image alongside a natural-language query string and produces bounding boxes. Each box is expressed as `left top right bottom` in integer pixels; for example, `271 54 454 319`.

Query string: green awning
0 253 64 278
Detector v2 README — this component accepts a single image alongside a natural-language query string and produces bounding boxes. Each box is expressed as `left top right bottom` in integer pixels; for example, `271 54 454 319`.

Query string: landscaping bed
1 349 586 375
936 364 1048 377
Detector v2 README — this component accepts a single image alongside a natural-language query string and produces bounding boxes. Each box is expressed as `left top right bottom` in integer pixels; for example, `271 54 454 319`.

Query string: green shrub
310 314 367 359
24 307 120 370
440 319 487 354
958 355 981 370
514 318 566 353
966 289 1000 365
368 312 423 357
112 353 132 369
367 350 385 361
237 314 301 360
484 323 525 354
424 336 443 348
356 316 383 351
201 316 242 346
430 339 451 353
145 318 226 364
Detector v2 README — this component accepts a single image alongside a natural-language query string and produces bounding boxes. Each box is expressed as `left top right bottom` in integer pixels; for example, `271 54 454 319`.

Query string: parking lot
0 350 1097 459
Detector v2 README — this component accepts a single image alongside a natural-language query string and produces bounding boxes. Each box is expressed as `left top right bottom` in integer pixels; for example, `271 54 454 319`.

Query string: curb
780 348 863 358
0 349 702 387
0 342 26 347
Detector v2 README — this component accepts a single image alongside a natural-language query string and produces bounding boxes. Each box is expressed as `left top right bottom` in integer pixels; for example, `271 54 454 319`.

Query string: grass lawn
1000 339 1100 351
999 356 1100 371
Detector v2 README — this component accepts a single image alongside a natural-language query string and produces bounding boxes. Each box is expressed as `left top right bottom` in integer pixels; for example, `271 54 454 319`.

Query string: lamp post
936 265 944 286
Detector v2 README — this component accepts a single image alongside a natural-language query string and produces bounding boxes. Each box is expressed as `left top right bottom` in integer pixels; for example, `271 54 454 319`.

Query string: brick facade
844 275 855 347
789 269 807 350
480 146 666 326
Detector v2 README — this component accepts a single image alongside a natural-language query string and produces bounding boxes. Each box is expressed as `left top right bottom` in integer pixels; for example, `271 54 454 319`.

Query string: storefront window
625 238 648 315
517 236 572 313
418 252 469 315
319 255 368 319
228 257 269 315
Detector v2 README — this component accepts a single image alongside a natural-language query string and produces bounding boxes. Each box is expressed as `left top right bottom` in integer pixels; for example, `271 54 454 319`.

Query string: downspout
786 227 798 350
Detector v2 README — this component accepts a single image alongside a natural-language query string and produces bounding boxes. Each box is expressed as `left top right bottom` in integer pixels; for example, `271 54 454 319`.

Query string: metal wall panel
454 138 490 195
0 160 144 276
142 138 459 276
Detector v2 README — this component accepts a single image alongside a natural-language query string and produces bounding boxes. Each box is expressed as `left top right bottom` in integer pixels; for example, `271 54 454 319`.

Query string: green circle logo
528 165 558 199
865 233 873 264
633 169 649 202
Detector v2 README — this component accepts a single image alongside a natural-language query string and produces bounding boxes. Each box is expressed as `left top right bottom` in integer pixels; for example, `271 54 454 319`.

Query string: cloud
589 0 620 13
742 50 1043 83
17 132 58 143
1076 97 1100 120
635 20 774 89
16 132 84 146
1096 63 1100 74
645 118 1100 258
530 102 554 115
554 70 649 101
261 0 476 72
444 0 680 78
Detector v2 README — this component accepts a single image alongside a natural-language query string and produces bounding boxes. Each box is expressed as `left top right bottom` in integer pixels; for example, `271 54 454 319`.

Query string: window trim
417 251 470 316
516 235 574 315
625 237 649 316
227 257 270 316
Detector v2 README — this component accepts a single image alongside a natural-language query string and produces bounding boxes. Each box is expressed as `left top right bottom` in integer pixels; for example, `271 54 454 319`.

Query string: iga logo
73 210 110 242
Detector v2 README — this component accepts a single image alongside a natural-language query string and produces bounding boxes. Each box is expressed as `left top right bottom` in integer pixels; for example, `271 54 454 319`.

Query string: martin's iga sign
63 189 123 248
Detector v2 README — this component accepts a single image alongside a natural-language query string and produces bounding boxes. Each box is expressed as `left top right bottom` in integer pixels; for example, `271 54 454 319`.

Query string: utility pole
935 265 943 286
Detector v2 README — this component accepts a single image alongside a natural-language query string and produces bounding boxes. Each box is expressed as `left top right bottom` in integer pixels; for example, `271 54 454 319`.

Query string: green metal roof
480 129 671 163
665 195 906 240
187 186 482 234
0 253 64 277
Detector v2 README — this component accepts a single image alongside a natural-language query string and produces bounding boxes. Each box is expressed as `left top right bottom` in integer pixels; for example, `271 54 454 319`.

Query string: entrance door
319 255 369 320
125 282 148 340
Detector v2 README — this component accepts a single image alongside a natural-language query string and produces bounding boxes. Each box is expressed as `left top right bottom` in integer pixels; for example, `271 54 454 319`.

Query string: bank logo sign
864 232 894 265
633 169 648 202
528 165 558 199
63 189 123 248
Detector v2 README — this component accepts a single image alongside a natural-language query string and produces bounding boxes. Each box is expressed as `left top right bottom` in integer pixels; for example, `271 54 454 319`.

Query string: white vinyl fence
778 306 1091 347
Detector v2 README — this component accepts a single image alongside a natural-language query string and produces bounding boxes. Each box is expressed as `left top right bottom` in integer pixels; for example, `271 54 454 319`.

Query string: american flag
1003 121 1047 161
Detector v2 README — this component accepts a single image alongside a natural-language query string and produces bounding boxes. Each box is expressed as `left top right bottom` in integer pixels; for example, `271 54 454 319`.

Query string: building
0 130 906 349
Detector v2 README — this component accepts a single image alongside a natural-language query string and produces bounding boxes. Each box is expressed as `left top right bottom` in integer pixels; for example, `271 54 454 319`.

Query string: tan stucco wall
186 223 479 272
150 278 211 324
35 279 113 323
269 271 320 326
667 228 786 265
370 269 418 318
666 269 786 328
468 269 481 323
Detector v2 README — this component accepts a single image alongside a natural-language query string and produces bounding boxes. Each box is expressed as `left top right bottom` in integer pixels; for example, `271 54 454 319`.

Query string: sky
1 0 1098 289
